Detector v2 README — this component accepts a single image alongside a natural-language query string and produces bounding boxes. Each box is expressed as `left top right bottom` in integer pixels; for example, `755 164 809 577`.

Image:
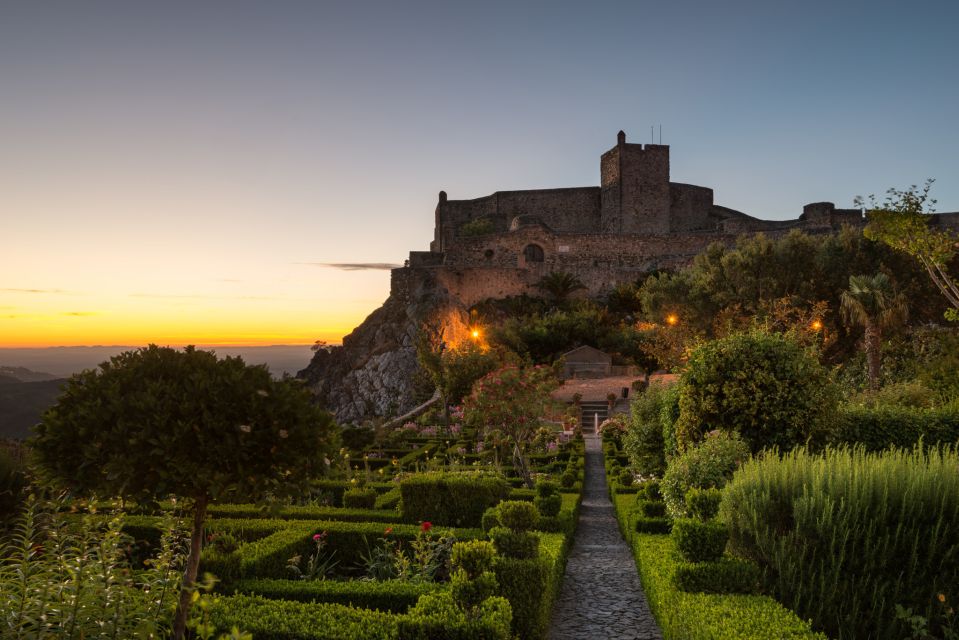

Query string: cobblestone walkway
548 434 663 640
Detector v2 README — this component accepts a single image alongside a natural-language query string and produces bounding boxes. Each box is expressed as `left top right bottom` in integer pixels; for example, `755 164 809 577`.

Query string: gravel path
547 434 663 640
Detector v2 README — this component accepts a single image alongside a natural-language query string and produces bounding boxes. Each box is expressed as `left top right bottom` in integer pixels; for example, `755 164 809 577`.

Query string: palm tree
535 271 587 304
840 273 908 390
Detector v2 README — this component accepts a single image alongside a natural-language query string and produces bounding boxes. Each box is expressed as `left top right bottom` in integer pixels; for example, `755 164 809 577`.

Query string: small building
561 345 612 379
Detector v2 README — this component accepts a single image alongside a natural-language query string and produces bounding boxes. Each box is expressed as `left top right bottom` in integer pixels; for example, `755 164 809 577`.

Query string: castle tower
600 131 671 234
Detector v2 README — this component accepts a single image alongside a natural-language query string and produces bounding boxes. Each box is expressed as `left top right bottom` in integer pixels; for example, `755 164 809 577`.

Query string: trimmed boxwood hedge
631 535 824 639
399 472 510 527
209 594 398 639
672 557 761 595
233 578 438 613
207 504 401 523
494 532 569 640
830 404 959 451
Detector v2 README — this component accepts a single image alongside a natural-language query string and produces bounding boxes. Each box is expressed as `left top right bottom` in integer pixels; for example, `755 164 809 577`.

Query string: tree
840 274 908 390
861 180 959 321
31 345 337 639
463 365 560 488
535 271 587 304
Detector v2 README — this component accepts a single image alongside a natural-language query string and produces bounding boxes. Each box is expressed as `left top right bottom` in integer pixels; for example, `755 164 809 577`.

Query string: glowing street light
810 319 823 331
471 328 481 339
666 314 679 326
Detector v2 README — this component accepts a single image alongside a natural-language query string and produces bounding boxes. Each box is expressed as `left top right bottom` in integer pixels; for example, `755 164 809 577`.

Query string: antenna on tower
650 126 654 144
659 125 662 144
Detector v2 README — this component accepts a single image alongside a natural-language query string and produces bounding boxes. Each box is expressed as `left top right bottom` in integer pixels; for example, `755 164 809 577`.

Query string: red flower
421 521 433 532
384 527 394 536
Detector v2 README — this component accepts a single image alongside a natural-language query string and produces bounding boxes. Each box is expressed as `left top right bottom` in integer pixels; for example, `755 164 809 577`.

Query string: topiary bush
672 557 761 595
721 445 959 640
399 472 510 527
618 468 634 486
533 494 562 518
489 527 539 560
481 507 501 533
661 432 750 519
676 330 839 453
672 519 729 563
624 382 678 475
496 501 539 532
637 500 666 518
535 479 559 497
342 487 377 509
449 540 499 611
640 479 662 502
685 487 723 521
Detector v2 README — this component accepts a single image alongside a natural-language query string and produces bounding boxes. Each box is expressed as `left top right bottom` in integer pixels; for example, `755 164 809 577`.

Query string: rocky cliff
298 267 469 424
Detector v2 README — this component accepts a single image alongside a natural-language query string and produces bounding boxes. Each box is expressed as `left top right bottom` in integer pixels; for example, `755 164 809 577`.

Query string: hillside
0 378 66 440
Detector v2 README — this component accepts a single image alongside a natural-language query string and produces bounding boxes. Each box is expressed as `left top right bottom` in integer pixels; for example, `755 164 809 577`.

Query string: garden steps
547 434 662 640
579 402 608 432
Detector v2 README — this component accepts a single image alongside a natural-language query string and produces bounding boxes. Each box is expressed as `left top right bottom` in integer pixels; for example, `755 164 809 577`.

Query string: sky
2 0 957 348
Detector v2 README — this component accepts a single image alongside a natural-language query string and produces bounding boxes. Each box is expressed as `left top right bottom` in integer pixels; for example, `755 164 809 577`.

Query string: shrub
672 557 761 595
449 540 499 611
624 382 677 475
672 519 729 563
209 594 399 639
450 540 497 577
661 432 750 519
496 501 539 532
0 448 26 521
635 517 672 534
493 533 566 640
849 380 939 409
535 479 559 498
618 468 634 486
481 507 501 533
234 578 436 613
399 472 510 527
459 217 495 237
560 470 576 488
399 591 512 640
830 404 959 451
640 480 662 502
637 500 666 518
343 487 377 509
676 330 839 453
685 488 723 521
630 534 826 639
721 445 959 640
489 527 538 560
534 494 562 518
374 487 402 510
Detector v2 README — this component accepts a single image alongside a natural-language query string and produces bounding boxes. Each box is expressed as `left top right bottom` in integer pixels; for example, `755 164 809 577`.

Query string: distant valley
0 345 316 440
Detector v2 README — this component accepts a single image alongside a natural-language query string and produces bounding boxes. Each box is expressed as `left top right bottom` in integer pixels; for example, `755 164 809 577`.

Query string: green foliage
343 487 377 509
661 432 750 519
32 345 337 505
493 533 567 640
634 516 672 534
399 472 510 527
672 519 729 563
449 541 499 611
684 488 723 521
489 527 539 560
374 487 402 511
677 331 838 452
535 271 587 303
533 494 562 518
399 591 512 640
672 557 761 595
618 468 634 486
830 404 959 451
459 217 495 237
560 470 576 488
535 479 559 497
624 383 676 475
0 496 185 638
481 507 501 533
208 594 399 639
629 533 826 639
450 540 497 577
234 578 436 613
0 447 27 521
496 500 539 532
861 179 959 319
640 479 663 502
721 445 959 640
637 500 666 518
840 273 909 390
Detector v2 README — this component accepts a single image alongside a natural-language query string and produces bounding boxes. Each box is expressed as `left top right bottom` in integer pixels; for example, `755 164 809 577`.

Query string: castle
398 130 866 307
302 131 958 422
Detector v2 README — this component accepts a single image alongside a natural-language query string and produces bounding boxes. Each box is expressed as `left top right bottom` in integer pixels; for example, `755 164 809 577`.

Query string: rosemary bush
721 445 959 639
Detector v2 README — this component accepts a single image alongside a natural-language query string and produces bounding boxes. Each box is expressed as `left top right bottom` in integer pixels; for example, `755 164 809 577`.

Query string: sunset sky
2 0 957 348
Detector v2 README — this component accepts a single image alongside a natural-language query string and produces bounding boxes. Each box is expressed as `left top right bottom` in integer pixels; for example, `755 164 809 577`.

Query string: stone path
548 434 663 640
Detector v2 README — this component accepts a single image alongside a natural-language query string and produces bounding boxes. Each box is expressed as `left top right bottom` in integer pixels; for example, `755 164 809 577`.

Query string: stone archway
523 243 545 263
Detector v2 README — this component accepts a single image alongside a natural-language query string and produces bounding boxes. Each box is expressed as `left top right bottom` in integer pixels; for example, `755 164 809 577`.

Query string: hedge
495 532 569 640
206 504 401 523
830 404 959 451
209 594 398 639
397 591 512 640
233 578 438 613
399 472 511 527
630 534 824 639
672 557 761 595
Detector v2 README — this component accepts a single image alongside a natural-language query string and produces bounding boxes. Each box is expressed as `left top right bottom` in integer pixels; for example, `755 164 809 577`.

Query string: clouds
1 288 69 294
303 262 401 271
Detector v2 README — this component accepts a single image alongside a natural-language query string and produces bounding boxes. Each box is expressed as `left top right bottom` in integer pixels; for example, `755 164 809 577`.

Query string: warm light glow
666 314 679 326
810 319 823 331
471 329 481 339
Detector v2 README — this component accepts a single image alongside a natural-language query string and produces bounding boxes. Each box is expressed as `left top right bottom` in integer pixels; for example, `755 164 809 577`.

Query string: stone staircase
579 401 609 433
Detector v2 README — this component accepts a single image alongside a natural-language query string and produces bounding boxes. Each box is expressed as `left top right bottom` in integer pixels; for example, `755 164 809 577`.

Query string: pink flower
421 521 433 532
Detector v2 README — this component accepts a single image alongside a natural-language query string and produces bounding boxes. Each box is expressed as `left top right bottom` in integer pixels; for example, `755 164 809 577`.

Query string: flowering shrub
358 523 455 583
287 531 338 581
464 365 560 487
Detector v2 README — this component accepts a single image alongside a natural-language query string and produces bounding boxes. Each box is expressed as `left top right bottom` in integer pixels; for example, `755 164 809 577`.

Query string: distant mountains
0 345 316 440
0 368 66 440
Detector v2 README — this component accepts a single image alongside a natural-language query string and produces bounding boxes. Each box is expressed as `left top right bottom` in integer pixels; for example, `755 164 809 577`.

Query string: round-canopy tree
30 345 337 639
